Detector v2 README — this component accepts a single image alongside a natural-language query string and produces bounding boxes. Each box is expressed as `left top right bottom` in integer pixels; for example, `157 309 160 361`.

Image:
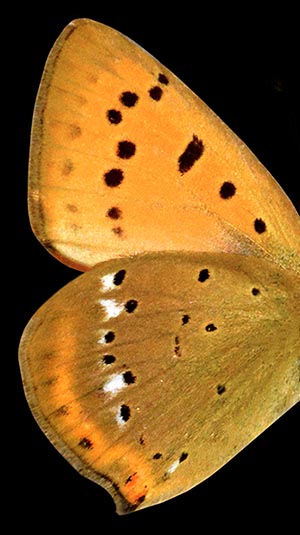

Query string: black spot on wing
158 73 169 84
117 141 136 159
113 269 126 286
120 91 139 107
178 135 204 174
198 268 209 282
78 437 93 449
104 169 124 187
103 354 116 364
107 109 122 124
254 218 266 233
107 206 122 220
149 86 163 101
220 181 236 199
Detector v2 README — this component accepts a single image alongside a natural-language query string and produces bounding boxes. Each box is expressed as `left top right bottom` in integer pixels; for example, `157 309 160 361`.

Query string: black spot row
199 267 261 298
154 451 188 464
104 73 169 236
106 72 169 125
149 73 169 101
218 182 267 234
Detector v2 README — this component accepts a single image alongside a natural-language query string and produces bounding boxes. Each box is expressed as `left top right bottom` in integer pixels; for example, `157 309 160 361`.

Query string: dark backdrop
13 7 299 532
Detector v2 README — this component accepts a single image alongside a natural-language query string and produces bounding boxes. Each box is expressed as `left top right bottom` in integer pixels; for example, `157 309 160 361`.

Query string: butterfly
19 18 300 514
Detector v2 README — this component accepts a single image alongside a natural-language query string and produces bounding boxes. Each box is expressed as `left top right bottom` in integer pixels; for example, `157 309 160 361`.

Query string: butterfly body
20 19 299 514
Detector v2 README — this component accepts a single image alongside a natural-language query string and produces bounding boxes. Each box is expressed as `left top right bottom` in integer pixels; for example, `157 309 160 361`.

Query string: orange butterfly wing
29 19 300 272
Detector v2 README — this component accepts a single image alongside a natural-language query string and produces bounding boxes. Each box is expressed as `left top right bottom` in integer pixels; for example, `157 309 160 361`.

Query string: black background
13 6 299 532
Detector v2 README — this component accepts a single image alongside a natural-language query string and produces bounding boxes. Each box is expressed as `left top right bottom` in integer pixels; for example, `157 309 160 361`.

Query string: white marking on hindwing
100 273 116 292
99 298 124 321
167 459 180 474
103 373 126 396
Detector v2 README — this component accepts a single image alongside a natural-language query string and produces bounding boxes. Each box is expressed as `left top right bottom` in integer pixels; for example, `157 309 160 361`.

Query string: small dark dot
78 437 93 449
104 331 115 343
198 268 210 282
217 384 226 395
158 73 169 85
153 453 162 459
67 204 78 213
254 218 266 234
139 435 145 446
125 472 137 484
206 323 217 332
123 370 136 384
107 206 122 220
112 226 124 237
179 452 188 463
220 181 236 199
69 124 82 139
103 354 116 364
252 287 260 296
62 159 74 175
178 135 204 174
107 109 122 124
182 314 190 325
120 404 130 422
174 336 181 357
104 168 124 187
55 405 69 416
149 86 163 101
137 495 146 505
174 345 181 357
120 91 139 107
117 140 136 159
42 376 58 387
125 299 138 313
114 269 126 286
